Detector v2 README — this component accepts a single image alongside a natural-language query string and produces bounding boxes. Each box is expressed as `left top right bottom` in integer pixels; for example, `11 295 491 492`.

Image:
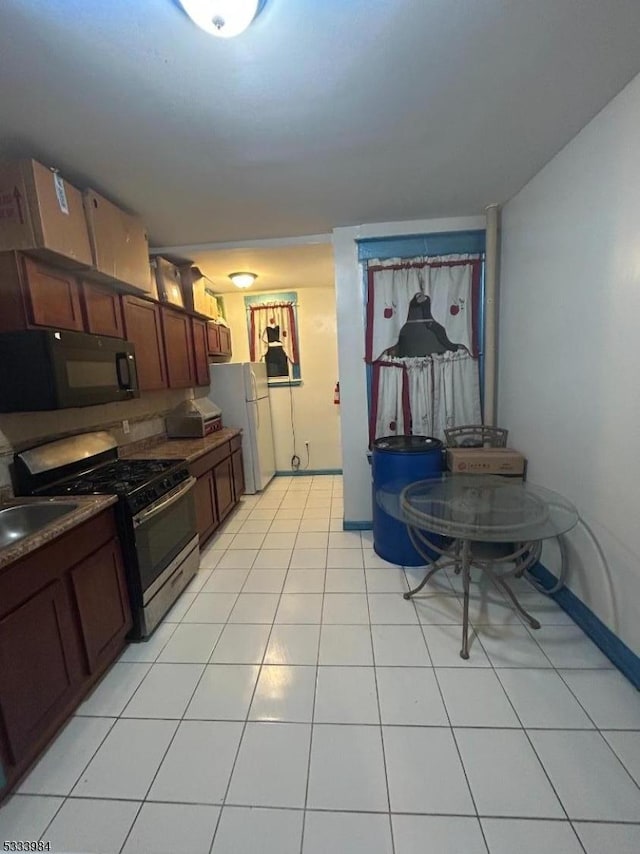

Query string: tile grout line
410 565 491 854
207 515 297 854
115 556 248 854
297 515 325 854
23 790 640 823
364 540 398 854
35 714 121 845
468 592 588 854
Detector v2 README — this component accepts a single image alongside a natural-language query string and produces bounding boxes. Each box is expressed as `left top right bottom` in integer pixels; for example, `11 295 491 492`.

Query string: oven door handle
133 476 196 527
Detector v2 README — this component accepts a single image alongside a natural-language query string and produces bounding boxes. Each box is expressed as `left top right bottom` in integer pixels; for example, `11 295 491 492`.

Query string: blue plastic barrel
372 435 444 566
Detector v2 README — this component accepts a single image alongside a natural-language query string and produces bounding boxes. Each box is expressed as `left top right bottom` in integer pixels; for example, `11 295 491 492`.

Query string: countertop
121 428 242 465
0 494 118 570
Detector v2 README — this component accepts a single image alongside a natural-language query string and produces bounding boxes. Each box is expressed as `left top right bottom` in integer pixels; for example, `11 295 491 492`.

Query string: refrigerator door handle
252 397 260 429
250 369 258 403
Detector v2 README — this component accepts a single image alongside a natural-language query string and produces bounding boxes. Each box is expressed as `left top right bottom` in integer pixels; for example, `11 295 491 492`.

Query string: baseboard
343 521 373 531
529 563 640 690
274 469 343 477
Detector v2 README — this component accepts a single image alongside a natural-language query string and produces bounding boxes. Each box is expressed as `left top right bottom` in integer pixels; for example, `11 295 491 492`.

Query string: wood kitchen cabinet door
70 539 132 675
213 456 235 522
0 581 80 765
192 318 210 387
207 322 220 355
231 448 245 501
218 325 232 356
194 470 219 543
122 296 168 390
80 280 124 338
22 255 84 331
161 307 195 389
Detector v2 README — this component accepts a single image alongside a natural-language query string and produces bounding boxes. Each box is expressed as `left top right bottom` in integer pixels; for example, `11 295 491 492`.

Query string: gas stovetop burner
56 458 179 494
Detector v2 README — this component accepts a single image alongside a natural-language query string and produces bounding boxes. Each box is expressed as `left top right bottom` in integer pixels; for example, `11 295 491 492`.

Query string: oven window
135 488 197 592
66 360 118 388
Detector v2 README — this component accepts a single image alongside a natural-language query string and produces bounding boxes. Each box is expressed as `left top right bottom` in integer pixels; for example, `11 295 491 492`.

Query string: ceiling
188 242 334 293
1 1 640 247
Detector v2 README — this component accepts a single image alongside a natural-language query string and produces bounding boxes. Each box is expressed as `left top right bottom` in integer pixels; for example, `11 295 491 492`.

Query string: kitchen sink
0 502 79 550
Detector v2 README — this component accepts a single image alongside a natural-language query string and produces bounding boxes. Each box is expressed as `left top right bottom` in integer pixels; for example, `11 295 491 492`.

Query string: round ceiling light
178 1 263 38
229 272 257 288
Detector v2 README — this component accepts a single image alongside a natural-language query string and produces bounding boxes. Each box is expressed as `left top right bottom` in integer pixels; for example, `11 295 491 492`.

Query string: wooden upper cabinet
218 325 232 355
161 307 195 389
21 255 84 332
192 318 210 387
207 322 232 358
80 280 124 338
122 296 167 390
206 322 220 355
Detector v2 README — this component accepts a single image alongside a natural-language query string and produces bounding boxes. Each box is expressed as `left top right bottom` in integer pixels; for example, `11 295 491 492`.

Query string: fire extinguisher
334 381 340 405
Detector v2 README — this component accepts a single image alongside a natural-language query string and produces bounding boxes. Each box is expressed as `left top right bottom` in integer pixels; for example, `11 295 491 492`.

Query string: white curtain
249 303 297 364
369 266 424 362
368 254 478 360
372 352 481 441
429 263 474 353
374 362 407 439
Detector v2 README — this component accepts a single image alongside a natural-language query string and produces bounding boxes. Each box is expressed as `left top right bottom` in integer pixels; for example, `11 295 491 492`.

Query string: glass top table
376 474 579 658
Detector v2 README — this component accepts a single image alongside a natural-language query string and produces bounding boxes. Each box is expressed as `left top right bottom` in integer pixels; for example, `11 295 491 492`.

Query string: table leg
460 539 472 660
403 562 444 600
493 577 541 630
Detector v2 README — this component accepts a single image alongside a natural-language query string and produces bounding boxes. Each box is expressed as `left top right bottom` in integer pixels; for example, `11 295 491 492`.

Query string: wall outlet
122 419 130 434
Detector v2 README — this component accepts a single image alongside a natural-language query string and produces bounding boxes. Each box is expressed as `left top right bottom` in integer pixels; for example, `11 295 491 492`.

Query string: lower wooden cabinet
70 538 131 675
0 580 79 765
231 447 245 501
0 508 131 799
190 435 244 546
213 457 234 522
194 469 218 542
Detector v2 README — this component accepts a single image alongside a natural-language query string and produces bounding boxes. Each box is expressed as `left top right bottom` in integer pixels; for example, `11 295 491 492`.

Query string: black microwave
0 329 139 412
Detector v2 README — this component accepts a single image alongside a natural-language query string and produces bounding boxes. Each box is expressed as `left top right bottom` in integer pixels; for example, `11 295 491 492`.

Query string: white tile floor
2 474 640 853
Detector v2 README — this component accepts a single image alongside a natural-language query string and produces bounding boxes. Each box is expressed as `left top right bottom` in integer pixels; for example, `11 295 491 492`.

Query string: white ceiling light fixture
178 1 264 38
229 271 257 288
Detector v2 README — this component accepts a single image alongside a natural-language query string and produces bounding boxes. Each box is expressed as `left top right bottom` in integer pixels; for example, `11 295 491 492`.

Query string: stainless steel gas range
13 431 199 639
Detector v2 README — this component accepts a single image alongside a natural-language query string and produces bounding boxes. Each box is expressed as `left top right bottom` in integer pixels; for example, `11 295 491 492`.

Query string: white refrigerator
208 362 276 493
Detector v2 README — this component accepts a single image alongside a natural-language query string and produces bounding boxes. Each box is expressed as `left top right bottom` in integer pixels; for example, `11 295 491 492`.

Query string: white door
250 395 275 490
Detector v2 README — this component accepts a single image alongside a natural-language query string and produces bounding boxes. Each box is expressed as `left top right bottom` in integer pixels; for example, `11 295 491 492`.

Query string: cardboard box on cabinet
0 158 93 268
83 189 152 293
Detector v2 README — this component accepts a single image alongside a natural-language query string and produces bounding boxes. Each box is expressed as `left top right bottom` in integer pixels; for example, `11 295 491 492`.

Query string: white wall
499 72 640 655
333 216 486 525
222 286 341 472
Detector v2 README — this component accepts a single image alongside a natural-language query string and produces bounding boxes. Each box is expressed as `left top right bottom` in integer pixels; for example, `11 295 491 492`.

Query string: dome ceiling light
229 272 257 288
177 1 265 38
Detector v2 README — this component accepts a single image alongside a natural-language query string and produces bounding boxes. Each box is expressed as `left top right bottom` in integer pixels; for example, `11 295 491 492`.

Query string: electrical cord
288 378 299 471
